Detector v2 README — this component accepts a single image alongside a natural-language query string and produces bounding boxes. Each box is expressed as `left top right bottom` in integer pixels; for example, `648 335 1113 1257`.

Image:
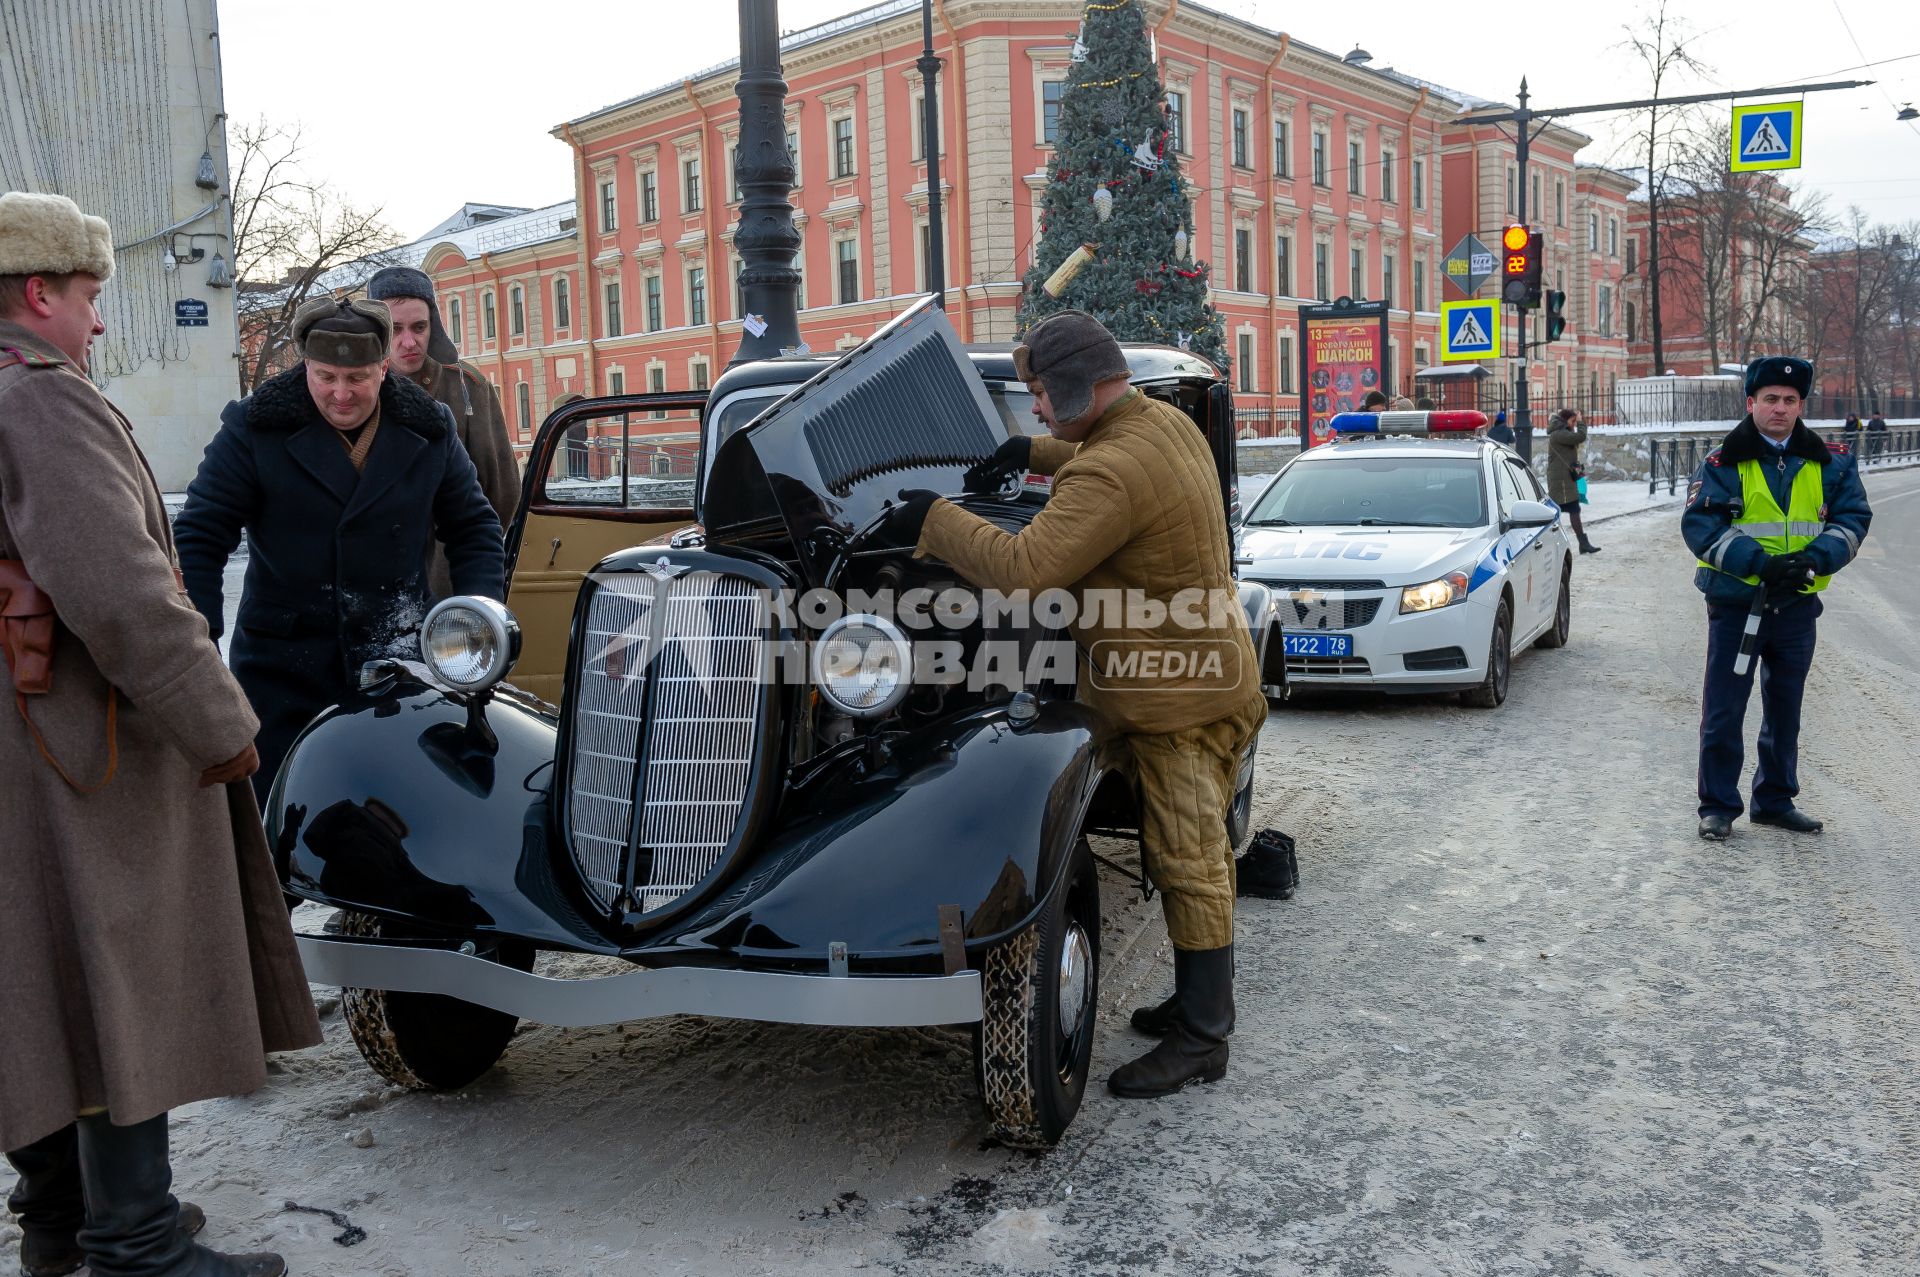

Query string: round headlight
420 596 521 692
812 613 911 718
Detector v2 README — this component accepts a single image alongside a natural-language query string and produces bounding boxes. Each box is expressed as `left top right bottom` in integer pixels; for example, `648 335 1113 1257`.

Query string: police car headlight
420 596 520 692
813 613 911 718
1398 572 1469 614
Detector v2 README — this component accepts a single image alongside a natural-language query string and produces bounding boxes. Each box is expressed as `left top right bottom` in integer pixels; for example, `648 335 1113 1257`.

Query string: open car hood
702 297 1004 586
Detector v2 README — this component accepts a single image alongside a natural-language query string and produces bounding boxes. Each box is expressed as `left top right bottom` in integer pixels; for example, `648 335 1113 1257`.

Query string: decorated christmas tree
1016 0 1226 367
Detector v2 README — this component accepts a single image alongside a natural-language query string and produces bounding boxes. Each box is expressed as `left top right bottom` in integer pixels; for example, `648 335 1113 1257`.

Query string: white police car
1237 411 1576 707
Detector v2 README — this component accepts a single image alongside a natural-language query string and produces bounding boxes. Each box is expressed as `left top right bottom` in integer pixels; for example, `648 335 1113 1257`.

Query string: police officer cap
1745 355 1812 399
294 296 391 368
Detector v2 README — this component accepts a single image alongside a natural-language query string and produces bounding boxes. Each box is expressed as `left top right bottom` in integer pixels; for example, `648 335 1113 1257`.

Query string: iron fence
1648 425 1920 494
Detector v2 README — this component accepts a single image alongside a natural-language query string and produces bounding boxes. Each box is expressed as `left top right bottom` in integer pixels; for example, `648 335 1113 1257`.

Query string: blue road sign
1731 101 1802 172
1440 299 1500 362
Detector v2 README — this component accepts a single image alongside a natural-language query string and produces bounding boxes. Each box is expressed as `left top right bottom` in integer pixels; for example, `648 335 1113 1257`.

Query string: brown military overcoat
414 356 521 598
0 321 321 1150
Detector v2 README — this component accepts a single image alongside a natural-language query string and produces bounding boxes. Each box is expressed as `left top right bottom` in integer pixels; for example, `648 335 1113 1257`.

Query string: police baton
1731 589 1767 677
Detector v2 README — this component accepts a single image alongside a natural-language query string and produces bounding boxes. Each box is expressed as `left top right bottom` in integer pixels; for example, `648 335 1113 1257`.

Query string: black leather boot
1129 991 1181 1036
1109 945 1233 1097
1578 536 1601 554
73 1113 283 1277
1751 808 1823 834
9 1123 210 1277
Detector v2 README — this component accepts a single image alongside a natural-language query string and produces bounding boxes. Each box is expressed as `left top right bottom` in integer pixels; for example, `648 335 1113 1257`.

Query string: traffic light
1500 224 1542 308
1544 289 1568 342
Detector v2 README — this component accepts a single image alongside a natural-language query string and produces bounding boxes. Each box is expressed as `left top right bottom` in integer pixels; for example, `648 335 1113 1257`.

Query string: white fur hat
0 192 115 282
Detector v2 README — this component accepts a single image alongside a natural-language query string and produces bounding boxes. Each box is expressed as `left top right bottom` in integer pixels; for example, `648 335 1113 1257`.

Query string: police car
1237 410 1577 707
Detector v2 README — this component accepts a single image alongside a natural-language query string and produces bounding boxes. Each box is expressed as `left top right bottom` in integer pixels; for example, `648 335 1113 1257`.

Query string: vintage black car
274 298 1283 1147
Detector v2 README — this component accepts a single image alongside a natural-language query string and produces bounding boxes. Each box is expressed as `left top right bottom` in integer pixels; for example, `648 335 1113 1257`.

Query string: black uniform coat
174 364 506 799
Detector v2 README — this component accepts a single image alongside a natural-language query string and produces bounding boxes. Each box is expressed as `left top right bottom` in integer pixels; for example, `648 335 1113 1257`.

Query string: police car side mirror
1505 500 1557 530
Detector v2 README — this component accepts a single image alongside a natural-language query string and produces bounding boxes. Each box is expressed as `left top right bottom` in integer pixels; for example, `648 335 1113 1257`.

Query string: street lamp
730 0 803 365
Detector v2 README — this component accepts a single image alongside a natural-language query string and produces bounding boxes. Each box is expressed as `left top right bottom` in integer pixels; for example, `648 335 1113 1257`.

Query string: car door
1507 456 1561 636
1492 455 1540 637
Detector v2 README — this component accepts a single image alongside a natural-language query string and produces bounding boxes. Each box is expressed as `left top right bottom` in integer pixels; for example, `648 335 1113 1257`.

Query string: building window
1607 217 1619 257
836 237 859 305
919 222 941 292
688 266 706 327
1311 130 1327 185
553 276 570 329
1588 212 1600 251
516 382 531 434
1275 233 1291 297
1166 90 1187 153
1381 149 1395 203
733 253 745 320
682 157 703 213
1237 332 1254 393
1042 79 1065 144
607 369 624 396
912 94 942 160
1382 253 1395 309
791 243 806 312
1347 140 1363 194
1412 156 1425 210
1532 173 1542 220
1278 335 1294 392
1626 238 1638 273
1555 178 1566 226
603 281 622 336
786 128 801 182
640 170 659 223
642 274 662 332
692 361 709 391
832 116 856 178
1413 254 1426 311
1625 301 1637 343
482 290 496 340
1414 345 1428 368
509 284 525 337
1597 285 1613 338
1272 118 1289 176
1314 241 1330 300
448 295 463 347
1350 246 1364 299
1231 108 1249 169
729 142 741 203
1506 165 1515 214
599 179 616 232
649 364 666 419
1234 227 1252 293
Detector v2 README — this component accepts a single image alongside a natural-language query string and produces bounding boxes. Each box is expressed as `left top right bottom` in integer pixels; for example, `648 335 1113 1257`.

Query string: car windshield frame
1245 451 1489 530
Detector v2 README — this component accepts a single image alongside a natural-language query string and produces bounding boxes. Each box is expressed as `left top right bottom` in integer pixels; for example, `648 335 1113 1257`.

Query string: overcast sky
218 0 1918 245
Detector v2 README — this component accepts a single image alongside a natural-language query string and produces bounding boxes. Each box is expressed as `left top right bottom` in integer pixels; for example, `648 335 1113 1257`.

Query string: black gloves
963 435 1033 495
1759 551 1817 598
888 489 940 545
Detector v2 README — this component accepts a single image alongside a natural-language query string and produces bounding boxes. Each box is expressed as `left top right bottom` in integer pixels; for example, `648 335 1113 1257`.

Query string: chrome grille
568 570 766 916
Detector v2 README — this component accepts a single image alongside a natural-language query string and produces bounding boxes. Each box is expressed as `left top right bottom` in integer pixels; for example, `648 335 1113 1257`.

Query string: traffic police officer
1682 355 1872 840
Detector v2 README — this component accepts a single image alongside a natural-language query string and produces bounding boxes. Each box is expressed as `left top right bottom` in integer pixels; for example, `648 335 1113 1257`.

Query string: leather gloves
888 489 940 545
963 436 1033 495
1759 551 1817 599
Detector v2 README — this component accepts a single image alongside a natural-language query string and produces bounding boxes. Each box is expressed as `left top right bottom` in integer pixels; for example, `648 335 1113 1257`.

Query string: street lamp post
916 0 945 305
731 0 803 365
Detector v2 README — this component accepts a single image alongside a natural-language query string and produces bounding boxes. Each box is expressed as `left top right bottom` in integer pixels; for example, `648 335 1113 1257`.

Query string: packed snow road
21 472 1920 1276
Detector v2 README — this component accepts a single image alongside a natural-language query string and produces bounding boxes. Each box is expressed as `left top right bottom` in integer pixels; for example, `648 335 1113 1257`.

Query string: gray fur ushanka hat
1012 309 1132 428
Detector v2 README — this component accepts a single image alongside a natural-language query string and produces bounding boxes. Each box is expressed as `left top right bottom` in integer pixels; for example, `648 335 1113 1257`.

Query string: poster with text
1301 313 1385 447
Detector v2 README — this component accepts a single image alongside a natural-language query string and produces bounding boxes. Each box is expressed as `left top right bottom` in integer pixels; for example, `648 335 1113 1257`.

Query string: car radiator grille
568 570 765 916
1286 655 1373 677
1275 595 1384 630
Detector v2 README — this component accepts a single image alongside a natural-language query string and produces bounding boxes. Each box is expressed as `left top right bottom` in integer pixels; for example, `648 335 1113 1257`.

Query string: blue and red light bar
1328 410 1489 436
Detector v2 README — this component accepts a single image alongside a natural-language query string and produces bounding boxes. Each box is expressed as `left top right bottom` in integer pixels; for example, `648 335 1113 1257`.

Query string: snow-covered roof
415 203 535 241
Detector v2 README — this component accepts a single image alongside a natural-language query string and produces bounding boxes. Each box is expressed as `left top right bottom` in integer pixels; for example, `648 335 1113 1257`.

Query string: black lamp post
731 0 803 365
917 0 945 305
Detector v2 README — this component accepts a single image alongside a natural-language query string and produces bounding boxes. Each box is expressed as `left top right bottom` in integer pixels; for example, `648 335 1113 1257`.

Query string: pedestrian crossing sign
1440 299 1500 362
1730 101 1802 172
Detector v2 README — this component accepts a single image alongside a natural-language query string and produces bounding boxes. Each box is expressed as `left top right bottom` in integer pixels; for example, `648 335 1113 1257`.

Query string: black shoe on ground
1578 539 1602 554
1110 946 1233 1097
74 1112 283 1277
1236 829 1298 900
1698 813 1734 841
8 1125 208 1277
1751 808 1823 834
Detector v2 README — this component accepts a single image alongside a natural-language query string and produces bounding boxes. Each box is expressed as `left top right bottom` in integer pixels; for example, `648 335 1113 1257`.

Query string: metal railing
1648 426 1920 494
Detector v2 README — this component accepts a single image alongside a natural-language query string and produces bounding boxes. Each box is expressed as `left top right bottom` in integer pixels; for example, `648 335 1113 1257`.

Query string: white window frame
830 114 857 179
552 274 571 331
643 272 663 332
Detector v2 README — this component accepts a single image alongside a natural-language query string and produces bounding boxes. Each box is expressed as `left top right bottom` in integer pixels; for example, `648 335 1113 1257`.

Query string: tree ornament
1071 23 1089 62
1092 186 1114 222
1043 243 1098 298
1177 331 1193 351
1173 228 1189 260
1129 129 1163 171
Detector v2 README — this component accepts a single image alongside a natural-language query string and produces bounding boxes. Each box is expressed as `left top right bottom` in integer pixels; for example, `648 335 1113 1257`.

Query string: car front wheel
339 911 534 1090
974 838 1100 1149
1460 598 1512 708
1535 564 1572 649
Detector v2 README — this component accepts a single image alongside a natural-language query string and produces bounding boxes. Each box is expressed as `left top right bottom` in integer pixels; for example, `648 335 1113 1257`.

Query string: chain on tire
339 912 434 1089
978 927 1047 1148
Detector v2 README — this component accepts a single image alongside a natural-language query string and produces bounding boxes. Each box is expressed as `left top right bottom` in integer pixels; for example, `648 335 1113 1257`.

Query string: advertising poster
1298 299 1389 448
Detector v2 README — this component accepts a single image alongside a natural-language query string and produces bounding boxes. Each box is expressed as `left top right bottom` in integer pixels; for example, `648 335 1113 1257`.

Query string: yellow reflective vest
1697 458 1831 592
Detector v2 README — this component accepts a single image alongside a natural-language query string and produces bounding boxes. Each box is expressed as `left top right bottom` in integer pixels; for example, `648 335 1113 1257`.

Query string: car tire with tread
974 838 1099 1149
340 911 534 1090
1535 564 1572 649
1461 598 1512 708
1227 735 1258 856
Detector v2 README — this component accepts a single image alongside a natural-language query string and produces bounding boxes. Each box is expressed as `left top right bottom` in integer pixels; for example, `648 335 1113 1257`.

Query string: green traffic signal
1544 289 1567 342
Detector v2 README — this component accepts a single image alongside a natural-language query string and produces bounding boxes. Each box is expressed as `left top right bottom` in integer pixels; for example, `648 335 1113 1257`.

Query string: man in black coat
174 297 506 802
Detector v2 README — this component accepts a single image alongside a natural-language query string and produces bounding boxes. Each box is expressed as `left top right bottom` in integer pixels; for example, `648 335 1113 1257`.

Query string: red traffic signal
1501 224 1542 307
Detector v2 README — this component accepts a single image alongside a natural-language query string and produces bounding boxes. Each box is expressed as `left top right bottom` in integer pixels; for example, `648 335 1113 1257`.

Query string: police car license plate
1281 632 1352 658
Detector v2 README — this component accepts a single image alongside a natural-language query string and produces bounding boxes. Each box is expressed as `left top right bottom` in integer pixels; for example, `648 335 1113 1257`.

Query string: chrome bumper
295 935 983 1028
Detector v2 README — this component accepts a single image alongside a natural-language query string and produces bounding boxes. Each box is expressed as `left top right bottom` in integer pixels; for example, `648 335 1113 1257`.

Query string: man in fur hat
173 295 506 805
1682 355 1872 840
891 309 1266 1099
0 191 319 1277
365 265 520 597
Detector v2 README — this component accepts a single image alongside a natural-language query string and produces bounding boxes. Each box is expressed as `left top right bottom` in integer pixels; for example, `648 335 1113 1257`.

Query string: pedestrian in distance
1865 409 1887 463
364 266 521 599
1391 395 1416 410
0 191 320 1277
897 309 1266 1099
1361 390 1389 411
1547 406 1599 554
1486 408 1516 447
1839 411 1860 453
173 296 508 806
1681 355 1872 841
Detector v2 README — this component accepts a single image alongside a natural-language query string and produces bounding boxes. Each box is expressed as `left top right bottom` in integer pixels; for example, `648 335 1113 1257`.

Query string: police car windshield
1248 455 1487 529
